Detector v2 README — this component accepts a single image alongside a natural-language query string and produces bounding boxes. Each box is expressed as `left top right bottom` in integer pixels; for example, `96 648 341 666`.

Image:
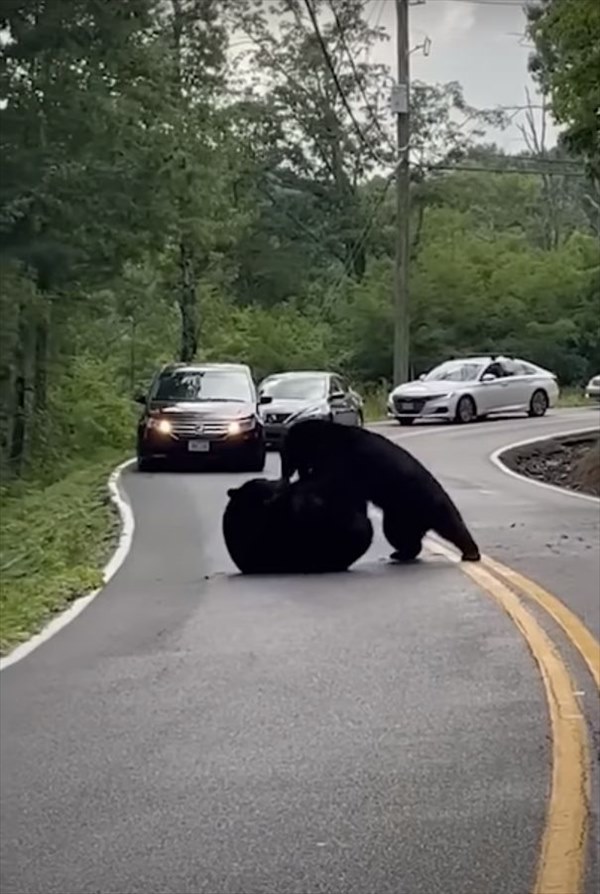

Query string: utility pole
392 0 410 385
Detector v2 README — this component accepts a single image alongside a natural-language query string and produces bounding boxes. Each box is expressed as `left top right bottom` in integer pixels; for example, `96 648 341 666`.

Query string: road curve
1 408 598 894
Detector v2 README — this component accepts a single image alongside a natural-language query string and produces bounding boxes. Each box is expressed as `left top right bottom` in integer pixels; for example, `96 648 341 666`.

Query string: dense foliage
528 0 600 182
1 0 599 483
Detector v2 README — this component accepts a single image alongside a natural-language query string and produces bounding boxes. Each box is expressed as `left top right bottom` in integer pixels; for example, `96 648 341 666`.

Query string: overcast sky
365 0 561 151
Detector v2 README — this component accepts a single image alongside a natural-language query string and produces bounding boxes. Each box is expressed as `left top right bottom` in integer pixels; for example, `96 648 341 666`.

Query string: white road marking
370 410 597 442
2 412 597 670
489 428 600 506
0 458 137 673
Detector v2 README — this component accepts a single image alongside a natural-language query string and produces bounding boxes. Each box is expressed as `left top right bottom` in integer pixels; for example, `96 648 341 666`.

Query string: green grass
557 387 588 407
362 384 389 422
0 452 126 655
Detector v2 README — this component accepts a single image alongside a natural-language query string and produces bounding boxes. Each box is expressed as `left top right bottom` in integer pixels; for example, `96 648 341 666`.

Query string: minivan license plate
188 440 210 453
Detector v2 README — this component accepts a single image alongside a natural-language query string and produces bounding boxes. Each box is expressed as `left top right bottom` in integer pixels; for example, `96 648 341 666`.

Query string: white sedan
387 356 559 426
585 373 600 403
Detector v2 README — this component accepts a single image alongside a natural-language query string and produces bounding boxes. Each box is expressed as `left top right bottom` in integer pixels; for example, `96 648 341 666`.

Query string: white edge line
368 408 598 441
2 419 597 670
0 457 137 673
490 428 600 506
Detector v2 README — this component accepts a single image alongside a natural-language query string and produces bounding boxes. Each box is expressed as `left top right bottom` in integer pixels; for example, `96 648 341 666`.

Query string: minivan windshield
260 375 328 401
152 369 253 403
424 361 484 383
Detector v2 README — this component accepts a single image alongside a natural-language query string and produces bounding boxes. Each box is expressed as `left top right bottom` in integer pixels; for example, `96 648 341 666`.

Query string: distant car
258 371 364 449
387 356 559 426
135 363 266 471
584 374 600 403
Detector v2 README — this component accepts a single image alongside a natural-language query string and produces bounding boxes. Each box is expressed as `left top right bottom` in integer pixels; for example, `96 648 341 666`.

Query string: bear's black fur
222 475 373 574
280 419 481 562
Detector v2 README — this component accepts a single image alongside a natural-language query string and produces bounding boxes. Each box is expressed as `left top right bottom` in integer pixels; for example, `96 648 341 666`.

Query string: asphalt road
1 408 598 894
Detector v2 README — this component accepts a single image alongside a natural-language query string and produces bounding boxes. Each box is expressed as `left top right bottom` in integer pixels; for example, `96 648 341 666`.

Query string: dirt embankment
502 431 600 498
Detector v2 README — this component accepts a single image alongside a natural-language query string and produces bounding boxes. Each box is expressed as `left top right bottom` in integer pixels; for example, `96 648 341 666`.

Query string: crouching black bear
222 475 373 574
280 419 481 563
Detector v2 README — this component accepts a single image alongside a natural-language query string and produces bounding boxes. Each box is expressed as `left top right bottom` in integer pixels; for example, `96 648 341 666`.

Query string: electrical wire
429 1 530 6
326 0 395 154
323 174 394 311
374 0 387 29
301 0 382 164
427 163 586 177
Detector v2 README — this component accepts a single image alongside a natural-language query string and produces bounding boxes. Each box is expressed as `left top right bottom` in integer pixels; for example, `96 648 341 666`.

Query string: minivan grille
161 413 232 438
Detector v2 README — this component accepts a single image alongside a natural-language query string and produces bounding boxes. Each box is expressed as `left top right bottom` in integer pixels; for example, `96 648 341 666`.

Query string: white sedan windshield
424 361 484 383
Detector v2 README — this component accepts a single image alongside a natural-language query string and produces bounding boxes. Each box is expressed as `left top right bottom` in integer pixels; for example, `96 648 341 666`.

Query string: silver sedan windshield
424 361 484 383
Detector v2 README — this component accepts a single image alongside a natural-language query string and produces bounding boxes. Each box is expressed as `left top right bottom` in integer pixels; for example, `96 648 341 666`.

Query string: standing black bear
279 419 481 562
222 475 373 574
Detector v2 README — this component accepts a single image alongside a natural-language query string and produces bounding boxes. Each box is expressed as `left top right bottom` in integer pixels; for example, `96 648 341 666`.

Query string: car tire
398 418 415 426
528 389 548 418
137 454 158 472
241 444 266 473
455 395 477 424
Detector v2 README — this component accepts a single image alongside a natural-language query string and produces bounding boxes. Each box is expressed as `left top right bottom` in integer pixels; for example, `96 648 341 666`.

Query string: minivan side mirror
258 394 273 405
133 392 146 405
329 390 345 401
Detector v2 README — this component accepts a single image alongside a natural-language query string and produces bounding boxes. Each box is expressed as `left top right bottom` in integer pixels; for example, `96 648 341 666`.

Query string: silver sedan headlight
292 404 330 421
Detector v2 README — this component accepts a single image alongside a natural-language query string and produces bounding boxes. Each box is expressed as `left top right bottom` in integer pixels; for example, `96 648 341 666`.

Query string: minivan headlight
228 417 256 436
148 417 172 435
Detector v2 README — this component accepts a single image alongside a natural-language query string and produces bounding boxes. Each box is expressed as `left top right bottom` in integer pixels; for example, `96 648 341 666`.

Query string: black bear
222 475 373 574
280 419 481 562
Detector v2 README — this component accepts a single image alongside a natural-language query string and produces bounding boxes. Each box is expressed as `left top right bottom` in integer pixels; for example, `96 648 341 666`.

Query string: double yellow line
427 540 599 894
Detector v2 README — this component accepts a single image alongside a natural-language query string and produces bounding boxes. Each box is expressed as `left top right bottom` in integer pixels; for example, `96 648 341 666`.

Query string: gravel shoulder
501 431 600 498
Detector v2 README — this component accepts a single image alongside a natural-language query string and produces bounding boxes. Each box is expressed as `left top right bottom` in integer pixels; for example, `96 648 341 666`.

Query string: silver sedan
258 371 363 449
387 356 560 426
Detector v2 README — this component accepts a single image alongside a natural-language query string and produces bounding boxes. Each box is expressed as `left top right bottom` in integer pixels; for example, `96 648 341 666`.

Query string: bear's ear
227 487 239 497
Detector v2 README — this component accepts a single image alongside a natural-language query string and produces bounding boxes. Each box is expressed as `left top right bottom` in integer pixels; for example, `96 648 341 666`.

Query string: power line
301 0 379 163
428 163 587 177
470 153 584 167
326 0 395 154
365 0 386 28
324 175 394 310
237 23 347 181
374 0 387 28
431 1 529 6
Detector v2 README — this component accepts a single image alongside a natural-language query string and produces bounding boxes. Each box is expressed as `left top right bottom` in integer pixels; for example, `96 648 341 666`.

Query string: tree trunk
33 314 49 414
9 298 35 473
178 240 198 363
0 292 21 472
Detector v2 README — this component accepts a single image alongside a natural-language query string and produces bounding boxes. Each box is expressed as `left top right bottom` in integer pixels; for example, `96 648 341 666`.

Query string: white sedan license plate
400 402 414 411
188 440 210 453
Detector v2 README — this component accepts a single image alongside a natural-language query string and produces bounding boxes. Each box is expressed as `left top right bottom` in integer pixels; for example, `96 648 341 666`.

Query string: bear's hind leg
432 502 480 561
383 511 425 562
389 535 423 562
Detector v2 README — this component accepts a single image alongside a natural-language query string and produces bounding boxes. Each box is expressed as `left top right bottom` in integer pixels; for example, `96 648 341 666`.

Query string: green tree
0 0 166 470
528 0 600 182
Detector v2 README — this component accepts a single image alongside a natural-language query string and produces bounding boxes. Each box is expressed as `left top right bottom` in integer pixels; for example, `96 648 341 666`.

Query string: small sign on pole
390 83 409 115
